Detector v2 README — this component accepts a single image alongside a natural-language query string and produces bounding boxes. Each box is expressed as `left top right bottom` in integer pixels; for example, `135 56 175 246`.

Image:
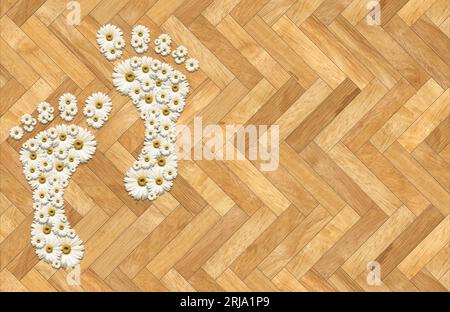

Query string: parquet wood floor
0 0 449 292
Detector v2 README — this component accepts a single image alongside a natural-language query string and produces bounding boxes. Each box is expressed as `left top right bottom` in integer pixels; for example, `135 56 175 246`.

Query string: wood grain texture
0 0 449 292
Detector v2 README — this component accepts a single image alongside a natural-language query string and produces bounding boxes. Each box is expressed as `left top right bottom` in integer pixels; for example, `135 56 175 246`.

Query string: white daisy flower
9 126 24 140
20 113 35 126
72 127 96 163
169 71 185 84
36 131 52 149
33 185 51 205
177 80 190 97
25 162 41 179
139 77 155 92
147 166 172 195
34 208 49 224
112 59 135 95
66 150 81 166
46 206 65 226
36 234 62 263
168 95 185 111
48 128 58 139
160 45 171 56
51 195 64 209
58 93 77 108
23 124 35 132
132 25 150 39
53 220 70 237
37 102 51 113
147 191 157 201
54 146 68 160
155 89 170 104
97 24 123 49
37 157 53 172
26 138 40 151
67 125 79 137
174 56 185 65
114 37 125 50
124 168 151 200
37 111 54 124
175 45 188 57
104 46 122 61
128 81 144 103
144 128 158 141
155 44 163 55
51 260 61 269
61 110 75 122
59 235 84 268
19 149 40 166
163 165 178 181
185 58 200 72
31 222 53 238
137 153 156 169
31 232 46 249
159 117 175 137
66 229 77 239
150 59 162 71
158 63 172 81
130 56 142 68
158 34 171 46
86 113 107 129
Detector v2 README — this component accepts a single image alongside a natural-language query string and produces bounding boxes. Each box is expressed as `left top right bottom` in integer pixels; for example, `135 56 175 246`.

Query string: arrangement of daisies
8 91 112 269
96 24 199 201
113 56 184 200
96 24 125 61
21 124 96 268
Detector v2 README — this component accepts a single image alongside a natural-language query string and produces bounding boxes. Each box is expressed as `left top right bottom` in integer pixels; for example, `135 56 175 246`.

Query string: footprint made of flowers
96 24 199 202
9 92 113 269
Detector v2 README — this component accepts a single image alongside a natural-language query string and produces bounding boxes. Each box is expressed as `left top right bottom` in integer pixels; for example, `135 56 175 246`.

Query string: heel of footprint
96 24 199 202
9 91 112 269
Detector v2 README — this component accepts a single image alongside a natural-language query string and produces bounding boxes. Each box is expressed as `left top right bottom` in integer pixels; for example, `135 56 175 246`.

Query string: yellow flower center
155 178 163 185
39 176 46 184
56 163 64 172
125 72 135 82
48 208 56 216
157 157 166 167
59 133 67 141
162 108 170 116
142 65 149 73
74 140 83 150
153 141 160 148
156 80 162 87
137 176 147 187
172 84 179 92
43 225 51 234
47 148 53 155
145 95 153 104
46 246 53 253
62 244 71 255
106 33 113 41
95 101 103 109
30 152 37 160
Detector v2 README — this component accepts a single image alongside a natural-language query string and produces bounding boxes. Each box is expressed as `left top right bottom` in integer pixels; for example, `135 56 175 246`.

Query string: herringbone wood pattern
1 0 449 292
